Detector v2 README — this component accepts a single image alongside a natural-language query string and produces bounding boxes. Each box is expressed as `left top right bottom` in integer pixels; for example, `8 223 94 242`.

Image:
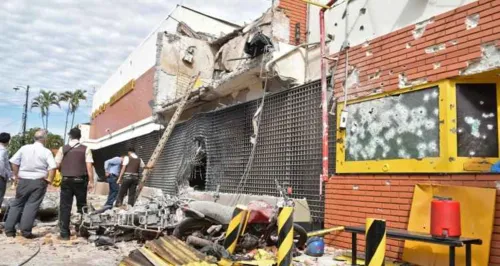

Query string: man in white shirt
115 147 147 207
5 130 56 238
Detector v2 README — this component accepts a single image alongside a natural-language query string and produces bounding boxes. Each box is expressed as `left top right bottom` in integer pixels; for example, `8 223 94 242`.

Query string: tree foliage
59 90 87 142
31 90 60 131
8 128 63 156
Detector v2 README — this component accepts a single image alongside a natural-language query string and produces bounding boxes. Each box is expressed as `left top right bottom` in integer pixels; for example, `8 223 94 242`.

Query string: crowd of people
0 127 147 240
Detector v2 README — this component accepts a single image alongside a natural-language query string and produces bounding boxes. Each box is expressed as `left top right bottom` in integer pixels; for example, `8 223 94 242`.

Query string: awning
83 117 163 150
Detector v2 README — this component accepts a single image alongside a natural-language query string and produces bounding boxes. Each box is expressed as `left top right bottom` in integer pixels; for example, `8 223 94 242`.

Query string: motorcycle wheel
265 223 308 249
173 218 215 240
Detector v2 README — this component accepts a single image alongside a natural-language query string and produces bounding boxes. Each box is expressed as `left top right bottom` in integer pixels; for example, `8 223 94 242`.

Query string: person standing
103 155 123 207
0 133 13 209
5 130 56 238
55 128 94 240
116 148 146 207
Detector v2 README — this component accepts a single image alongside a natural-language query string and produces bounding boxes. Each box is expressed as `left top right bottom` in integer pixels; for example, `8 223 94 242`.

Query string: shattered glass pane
456 83 498 157
345 86 440 161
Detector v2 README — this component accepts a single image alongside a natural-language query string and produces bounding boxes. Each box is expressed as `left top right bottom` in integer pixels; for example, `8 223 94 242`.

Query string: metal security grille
92 80 331 221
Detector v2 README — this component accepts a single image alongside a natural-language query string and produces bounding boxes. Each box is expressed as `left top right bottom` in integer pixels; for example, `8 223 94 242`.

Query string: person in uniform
115 147 146 207
55 128 94 240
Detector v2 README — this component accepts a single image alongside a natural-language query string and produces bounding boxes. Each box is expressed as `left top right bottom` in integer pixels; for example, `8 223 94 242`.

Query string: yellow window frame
335 75 500 174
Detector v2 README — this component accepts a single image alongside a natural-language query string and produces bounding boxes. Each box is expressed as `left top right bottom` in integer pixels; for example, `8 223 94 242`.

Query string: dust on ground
0 187 139 266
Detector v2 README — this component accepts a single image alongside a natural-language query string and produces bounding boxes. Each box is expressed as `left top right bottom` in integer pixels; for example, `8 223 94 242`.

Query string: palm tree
59 91 73 143
31 90 60 131
60 90 87 131
68 89 87 129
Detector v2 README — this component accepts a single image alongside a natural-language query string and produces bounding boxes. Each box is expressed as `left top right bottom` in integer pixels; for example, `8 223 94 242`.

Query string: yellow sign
91 79 135 119
110 79 135 106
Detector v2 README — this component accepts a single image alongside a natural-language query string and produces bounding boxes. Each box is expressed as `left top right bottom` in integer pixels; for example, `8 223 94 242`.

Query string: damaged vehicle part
79 195 187 241
174 200 307 251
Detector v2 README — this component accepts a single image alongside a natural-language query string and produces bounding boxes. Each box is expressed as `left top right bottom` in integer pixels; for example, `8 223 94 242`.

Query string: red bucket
430 196 461 238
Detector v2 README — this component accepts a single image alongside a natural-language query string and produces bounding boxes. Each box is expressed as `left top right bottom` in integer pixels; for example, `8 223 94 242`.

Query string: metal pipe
264 41 321 73
186 236 214 248
319 0 336 188
343 2 350 108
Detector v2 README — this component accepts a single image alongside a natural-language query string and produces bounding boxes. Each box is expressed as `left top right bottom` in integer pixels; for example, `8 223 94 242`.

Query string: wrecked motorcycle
78 195 187 241
173 182 307 251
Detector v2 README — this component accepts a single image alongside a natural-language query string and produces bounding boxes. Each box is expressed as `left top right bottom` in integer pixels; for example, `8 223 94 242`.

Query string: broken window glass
345 86 440 161
456 83 498 157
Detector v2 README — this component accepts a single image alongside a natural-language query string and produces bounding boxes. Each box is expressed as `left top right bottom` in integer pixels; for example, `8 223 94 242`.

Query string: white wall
78 124 90 142
92 5 239 112
308 0 476 54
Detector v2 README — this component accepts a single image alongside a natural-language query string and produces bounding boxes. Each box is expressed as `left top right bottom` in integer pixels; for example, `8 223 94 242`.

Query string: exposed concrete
153 8 299 124
345 69 360 89
465 13 480 30
398 73 427 88
425 43 446 54
461 43 500 75
412 18 433 40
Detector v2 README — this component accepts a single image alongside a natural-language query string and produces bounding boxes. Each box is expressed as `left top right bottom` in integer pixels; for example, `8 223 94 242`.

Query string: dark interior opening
189 137 206 191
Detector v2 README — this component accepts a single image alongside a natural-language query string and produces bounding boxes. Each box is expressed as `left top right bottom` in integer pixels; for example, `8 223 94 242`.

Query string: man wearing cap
0 133 12 208
55 127 94 240
5 130 56 238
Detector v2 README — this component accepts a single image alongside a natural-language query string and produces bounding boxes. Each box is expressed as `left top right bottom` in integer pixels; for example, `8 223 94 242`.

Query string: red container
430 197 461 238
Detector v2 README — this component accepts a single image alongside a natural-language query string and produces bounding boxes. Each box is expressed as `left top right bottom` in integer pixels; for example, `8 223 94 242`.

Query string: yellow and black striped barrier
223 205 248 254
365 218 386 266
277 206 294 266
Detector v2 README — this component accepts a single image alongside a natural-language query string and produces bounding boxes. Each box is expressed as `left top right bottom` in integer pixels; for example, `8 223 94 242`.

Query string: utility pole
13 85 30 145
22 86 30 145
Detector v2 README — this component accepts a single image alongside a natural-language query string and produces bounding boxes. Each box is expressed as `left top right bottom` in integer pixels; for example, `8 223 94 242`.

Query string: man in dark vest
115 147 146 207
55 128 95 240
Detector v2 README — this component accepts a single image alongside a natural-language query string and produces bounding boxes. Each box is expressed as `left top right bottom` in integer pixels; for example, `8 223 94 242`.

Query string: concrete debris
465 14 480 30
460 43 500 75
412 18 433 39
398 73 427 88
80 193 186 241
425 43 446 54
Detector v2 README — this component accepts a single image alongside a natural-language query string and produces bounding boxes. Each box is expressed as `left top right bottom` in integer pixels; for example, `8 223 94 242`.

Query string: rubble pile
79 194 188 245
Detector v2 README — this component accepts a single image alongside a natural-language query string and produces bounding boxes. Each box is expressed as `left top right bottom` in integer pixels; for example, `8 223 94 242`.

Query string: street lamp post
13 85 30 145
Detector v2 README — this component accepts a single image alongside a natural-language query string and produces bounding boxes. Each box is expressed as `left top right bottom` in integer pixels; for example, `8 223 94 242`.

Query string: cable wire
18 243 41 266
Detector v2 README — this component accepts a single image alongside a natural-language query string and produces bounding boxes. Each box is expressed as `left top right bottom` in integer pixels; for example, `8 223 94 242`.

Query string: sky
0 0 272 137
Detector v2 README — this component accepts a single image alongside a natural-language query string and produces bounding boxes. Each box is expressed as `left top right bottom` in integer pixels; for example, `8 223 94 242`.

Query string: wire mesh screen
92 80 330 221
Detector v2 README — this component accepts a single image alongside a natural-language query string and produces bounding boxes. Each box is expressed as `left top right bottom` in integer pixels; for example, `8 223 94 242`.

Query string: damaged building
87 0 500 264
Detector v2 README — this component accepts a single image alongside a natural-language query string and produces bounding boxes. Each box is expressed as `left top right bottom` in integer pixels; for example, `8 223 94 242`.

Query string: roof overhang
83 117 163 150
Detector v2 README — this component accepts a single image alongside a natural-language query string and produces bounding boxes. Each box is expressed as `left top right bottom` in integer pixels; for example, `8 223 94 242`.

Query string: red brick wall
325 174 500 263
330 0 500 101
325 0 500 263
90 67 154 139
279 0 308 44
